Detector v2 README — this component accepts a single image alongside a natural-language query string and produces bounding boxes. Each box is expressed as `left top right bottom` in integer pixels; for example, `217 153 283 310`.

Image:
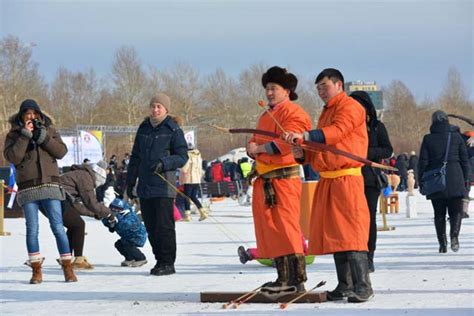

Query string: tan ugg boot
24 258 44 284
72 256 94 270
198 208 208 221
183 210 192 222
60 259 78 282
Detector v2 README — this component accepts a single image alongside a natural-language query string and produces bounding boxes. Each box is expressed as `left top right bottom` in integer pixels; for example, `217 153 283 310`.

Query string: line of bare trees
1 35 473 166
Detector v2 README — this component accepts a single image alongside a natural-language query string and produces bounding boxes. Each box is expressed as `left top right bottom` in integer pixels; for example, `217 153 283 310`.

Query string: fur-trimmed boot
198 208 208 221
60 259 78 282
72 256 94 270
183 210 192 222
24 257 45 284
288 254 307 293
261 256 296 298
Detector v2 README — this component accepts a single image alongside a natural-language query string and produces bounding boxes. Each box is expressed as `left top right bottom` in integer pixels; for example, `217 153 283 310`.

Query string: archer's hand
246 142 261 156
283 132 303 144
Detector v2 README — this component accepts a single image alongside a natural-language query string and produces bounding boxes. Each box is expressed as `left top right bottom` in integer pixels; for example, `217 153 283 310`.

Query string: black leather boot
327 252 354 301
450 211 462 252
438 235 448 253
367 251 375 273
347 251 374 303
434 216 447 253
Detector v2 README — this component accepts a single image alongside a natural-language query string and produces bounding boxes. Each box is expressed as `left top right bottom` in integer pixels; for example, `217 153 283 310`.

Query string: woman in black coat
351 91 393 273
418 111 470 253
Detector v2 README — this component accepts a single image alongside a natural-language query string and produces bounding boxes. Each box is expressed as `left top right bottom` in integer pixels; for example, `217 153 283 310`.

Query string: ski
280 280 326 309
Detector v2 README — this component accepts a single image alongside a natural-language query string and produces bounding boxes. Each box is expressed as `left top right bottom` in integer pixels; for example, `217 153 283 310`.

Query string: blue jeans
23 199 71 255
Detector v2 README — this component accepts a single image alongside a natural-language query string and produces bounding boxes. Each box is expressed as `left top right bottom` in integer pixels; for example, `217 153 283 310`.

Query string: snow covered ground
1 191 473 315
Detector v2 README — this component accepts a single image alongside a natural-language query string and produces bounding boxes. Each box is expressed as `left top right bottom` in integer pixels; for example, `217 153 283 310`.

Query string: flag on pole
7 163 18 209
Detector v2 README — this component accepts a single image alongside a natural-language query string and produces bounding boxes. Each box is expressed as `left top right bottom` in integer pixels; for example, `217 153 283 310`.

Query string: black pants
431 198 463 236
115 239 146 261
140 197 176 266
364 186 380 254
183 184 203 210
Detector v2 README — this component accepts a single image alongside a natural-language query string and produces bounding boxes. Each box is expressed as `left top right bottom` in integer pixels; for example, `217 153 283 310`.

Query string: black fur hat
261 66 298 101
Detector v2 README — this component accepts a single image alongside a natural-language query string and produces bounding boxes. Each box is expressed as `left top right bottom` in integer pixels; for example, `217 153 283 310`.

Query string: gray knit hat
91 160 107 187
150 93 171 113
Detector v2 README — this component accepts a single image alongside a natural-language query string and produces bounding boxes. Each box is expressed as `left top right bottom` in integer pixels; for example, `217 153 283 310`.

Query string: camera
32 119 42 129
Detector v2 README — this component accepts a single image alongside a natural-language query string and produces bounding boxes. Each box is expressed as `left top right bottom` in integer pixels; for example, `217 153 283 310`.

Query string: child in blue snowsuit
102 198 148 267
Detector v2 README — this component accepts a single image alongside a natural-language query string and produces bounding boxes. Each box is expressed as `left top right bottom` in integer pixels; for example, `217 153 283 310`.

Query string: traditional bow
209 124 398 172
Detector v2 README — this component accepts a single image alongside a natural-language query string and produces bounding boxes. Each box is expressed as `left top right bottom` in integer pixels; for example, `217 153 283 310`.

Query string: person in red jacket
210 160 224 182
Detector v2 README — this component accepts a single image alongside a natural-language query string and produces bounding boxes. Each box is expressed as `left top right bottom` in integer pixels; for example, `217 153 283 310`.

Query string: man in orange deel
285 68 373 303
246 66 311 296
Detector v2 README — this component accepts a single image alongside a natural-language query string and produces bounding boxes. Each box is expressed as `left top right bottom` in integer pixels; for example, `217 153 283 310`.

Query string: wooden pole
0 180 12 236
378 192 395 231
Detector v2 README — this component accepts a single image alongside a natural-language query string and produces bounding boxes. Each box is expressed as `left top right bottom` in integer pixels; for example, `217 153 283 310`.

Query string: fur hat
261 66 298 101
150 93 171 113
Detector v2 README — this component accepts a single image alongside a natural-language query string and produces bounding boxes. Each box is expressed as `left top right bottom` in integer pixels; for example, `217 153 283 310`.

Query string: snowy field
1 190 473 315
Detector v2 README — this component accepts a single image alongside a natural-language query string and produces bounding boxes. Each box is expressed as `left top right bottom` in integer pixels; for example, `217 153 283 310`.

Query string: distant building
345 80 383 110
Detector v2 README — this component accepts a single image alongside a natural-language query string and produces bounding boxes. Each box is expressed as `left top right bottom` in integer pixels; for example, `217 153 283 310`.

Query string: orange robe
306 92 370 255
250 99 312 258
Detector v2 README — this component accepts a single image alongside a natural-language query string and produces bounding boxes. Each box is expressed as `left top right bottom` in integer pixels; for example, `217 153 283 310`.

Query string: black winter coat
395 155 408 179
362 121 393 188
418 121 470 200
127 116 188 199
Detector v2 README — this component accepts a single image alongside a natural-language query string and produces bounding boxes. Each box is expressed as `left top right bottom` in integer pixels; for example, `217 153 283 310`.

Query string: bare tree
159 62 202 124
383 80 429 154
198 68 244 157
50 67 103 127
71 68 102 125
238 63 267 127
50 67 72 127
111 46 149 126
438 67 474 131
0 35 47 133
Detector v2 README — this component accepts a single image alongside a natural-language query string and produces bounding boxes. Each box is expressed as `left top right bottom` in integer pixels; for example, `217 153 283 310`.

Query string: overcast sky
1 0 473 101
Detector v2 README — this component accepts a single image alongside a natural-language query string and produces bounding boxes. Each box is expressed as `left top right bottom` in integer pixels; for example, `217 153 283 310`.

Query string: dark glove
153 161 164 176
126 184 136 200
466 181 471 190
32 127 47 144
107 213 117 228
